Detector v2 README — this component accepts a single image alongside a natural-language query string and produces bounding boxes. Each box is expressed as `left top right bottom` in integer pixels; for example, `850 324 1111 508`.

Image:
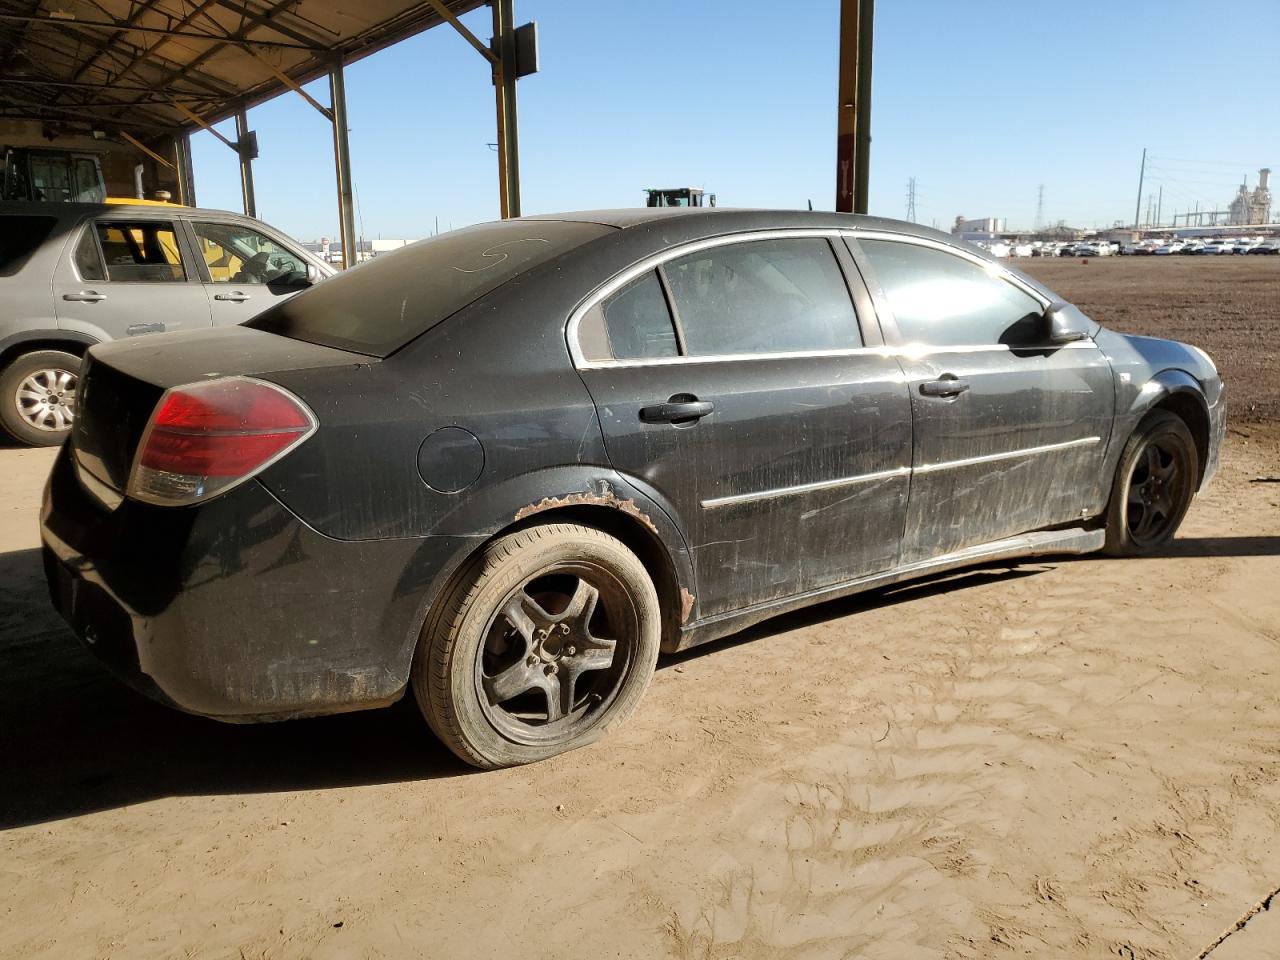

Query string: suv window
0 215 57 276
858 239 1044 347
594 271 678 360
662 238 861 356
192 221 308 285
73 227 106 281
93 220 186 282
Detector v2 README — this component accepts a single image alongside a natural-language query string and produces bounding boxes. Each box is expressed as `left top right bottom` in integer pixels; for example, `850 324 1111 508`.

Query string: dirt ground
1021 256 1280 422
2 261 1279 959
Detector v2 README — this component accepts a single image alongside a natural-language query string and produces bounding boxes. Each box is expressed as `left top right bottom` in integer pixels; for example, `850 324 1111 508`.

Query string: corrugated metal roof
0 0 485 132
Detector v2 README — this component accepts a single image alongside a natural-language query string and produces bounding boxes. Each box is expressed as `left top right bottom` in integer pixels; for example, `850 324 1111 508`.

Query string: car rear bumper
41 445 480 721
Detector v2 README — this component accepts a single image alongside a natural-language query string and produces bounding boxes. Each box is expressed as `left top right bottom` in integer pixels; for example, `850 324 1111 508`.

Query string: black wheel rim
1125 435 1191 547
475 561 637 746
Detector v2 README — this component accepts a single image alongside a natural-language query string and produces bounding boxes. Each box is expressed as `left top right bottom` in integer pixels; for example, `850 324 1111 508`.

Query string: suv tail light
127 377 316 506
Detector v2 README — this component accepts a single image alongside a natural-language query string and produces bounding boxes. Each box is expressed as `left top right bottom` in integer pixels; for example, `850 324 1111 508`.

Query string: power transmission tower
1035 184 1044 231
905 177 917 222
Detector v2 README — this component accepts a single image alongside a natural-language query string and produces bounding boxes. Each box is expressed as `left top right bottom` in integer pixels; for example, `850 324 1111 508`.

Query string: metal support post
492 0 520 218
836 0 874 213
1133 147 1146 229
329 63 358 268
235 110 257 218
174 131 197 206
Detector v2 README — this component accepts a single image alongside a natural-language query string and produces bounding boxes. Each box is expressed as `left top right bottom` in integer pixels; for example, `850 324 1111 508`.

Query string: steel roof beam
0 12 318 49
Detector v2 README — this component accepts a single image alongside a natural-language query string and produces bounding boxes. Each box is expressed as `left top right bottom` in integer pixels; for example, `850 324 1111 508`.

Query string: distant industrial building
1228 168 1271 225
951 216 1007 242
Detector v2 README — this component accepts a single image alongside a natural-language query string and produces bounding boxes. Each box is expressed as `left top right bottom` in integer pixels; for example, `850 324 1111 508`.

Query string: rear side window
248 220 613 356
0 215 57 276
93 220 186 282
858 239 1045 347
662 238 861 356
73 228 105 281
596 271 678 360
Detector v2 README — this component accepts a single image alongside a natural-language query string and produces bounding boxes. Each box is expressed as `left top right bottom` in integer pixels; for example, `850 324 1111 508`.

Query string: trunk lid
74 327 371 493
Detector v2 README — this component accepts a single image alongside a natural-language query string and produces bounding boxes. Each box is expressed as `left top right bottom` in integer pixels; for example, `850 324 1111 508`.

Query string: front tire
1104 410 1198 556
0 349 81 446
413 523 661 769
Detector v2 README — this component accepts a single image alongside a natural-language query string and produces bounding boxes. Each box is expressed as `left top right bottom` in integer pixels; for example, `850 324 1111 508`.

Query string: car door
53 215 210 341
572 232 912 619
184 218 314 326
848 234 1114 565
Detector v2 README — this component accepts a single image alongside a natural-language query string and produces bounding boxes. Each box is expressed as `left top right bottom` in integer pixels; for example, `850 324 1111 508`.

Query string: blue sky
190 0 1279 241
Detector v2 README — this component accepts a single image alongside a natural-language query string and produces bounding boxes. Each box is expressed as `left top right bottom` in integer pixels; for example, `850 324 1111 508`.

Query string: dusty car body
41 209 1226 768
0 201 331 446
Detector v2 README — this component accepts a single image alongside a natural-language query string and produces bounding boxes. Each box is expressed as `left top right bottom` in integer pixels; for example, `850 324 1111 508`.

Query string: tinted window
663 238 860 356
859 239 1044 346
192 221 308 284
0 215 56 276
599 271 678 359
73 227 105 281
94 220 185 282
249 220 612 357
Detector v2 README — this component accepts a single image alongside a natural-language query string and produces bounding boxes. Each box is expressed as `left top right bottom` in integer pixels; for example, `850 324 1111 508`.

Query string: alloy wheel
475 562 636 745
1125 437 1190 546
15 367 77 433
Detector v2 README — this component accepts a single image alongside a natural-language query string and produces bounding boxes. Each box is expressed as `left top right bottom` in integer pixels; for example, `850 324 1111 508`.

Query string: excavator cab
644 187 716 208
1 147 106 203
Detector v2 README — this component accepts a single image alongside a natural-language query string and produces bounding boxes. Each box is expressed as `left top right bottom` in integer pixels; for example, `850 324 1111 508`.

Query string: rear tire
412 523 661 769
0 349 82 447
1104 410 1198 556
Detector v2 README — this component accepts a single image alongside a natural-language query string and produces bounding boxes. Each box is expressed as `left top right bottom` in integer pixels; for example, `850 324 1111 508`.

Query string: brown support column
235 110 257 218
835 0 874 214
491 0 520 218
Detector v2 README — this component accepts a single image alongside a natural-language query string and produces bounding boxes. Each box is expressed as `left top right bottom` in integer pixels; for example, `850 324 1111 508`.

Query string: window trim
568 229 875 369
844 231 1059 350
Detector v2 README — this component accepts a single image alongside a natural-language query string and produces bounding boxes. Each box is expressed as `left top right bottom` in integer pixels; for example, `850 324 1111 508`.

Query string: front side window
662 238 861 356
93 220 185 282
192 221 308 285
858 239 1044 347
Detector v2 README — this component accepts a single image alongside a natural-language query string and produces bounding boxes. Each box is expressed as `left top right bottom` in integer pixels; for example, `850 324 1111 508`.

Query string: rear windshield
247 219 613 356
0 215 57 276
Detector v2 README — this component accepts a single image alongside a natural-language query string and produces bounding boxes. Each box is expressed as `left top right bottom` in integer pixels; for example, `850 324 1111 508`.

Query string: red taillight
128 378 315 506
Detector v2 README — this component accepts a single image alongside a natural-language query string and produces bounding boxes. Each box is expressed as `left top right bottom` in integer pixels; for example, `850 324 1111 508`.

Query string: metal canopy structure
0 0 529 266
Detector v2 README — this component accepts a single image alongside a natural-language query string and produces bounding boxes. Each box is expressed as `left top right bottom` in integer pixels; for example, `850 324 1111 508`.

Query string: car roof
521 207 960 244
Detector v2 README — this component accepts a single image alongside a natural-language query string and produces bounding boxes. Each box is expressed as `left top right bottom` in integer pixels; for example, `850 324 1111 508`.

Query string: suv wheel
413 523 662 769
0 349 82 447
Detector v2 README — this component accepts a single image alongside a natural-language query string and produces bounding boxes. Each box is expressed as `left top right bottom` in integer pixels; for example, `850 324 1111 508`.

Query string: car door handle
62 291 106 303
919 377 970 398
639 398 714 423
213 292 251 302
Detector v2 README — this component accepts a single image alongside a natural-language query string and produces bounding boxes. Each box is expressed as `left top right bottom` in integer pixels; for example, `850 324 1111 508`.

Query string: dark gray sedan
41 209 1225 768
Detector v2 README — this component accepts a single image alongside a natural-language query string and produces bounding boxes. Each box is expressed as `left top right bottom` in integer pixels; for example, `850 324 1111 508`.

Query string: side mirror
304 262 321 286
1042 302 1089 344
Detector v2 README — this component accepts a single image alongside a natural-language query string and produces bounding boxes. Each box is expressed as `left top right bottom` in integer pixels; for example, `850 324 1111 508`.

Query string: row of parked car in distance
1125 237 1280 256
973 236 1280 258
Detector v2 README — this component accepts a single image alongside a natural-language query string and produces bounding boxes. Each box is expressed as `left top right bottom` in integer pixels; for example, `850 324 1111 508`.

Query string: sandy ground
1 417 1279 958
